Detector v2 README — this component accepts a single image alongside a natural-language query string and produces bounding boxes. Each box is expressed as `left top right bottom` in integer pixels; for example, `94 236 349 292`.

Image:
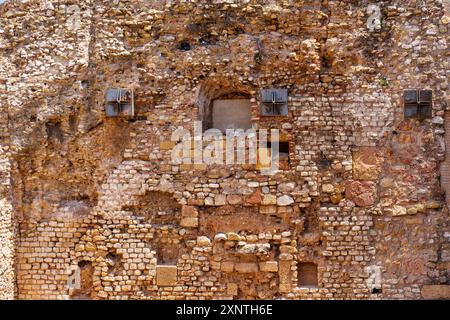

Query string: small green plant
378 76 389 87
254 51 263 64
380 16 385 28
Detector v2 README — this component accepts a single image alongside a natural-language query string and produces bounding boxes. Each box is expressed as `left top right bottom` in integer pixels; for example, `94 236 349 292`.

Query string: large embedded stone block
193 164 207 171
278 182 296 193
181 205 198 217
353 147 384 180
180 217 198 228
345 180 376 207
277 195 294 206
322 184 335 193
245 189 262 205
259 205 277 214
221 261 235 272
196 236 211 247
179 164 192 171
259 261 279 272
391 205 407 216
353 148 384 180
227 195 242 205
214 194 227 206
421 285 450 300
156 265 178 286
235 262 258 273
160 140 177 150
262 194 277 205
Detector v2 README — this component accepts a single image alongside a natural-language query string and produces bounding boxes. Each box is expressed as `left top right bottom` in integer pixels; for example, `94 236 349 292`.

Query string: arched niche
196 78 253 132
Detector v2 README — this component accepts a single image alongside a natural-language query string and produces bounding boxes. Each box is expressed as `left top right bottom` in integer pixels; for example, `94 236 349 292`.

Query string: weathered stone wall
0 73 14 299
0 0 449 299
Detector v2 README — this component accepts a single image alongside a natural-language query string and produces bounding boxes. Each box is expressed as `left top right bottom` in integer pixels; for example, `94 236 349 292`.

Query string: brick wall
0 83 14 299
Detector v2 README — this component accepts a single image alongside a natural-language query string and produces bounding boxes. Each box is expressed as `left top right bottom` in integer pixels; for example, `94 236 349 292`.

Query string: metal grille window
404 89 432 119
261 89 288 116
105 89 134 117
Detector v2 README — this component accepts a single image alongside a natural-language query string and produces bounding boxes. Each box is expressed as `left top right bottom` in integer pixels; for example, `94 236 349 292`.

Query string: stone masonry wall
0 54 14 299
0 0 449 299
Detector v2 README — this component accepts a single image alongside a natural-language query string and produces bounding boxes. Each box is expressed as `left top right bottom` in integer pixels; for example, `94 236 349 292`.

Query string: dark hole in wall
317 153 332 169
372 288 382 294
266 141 290 162
69 114 78 132
106 252 123 275
298 262 318 288
155 243 182 265
25 103 38 122
233 25 245 34
303 206 319 234
320 54 332 71
186 22 218 45
266 141 290 170
78 260 90 268
71 261 94 300
269 214 283 224
179 41 191 51
129 116 148 122
272 244 281 256
81 80 89 90
45 121 64 144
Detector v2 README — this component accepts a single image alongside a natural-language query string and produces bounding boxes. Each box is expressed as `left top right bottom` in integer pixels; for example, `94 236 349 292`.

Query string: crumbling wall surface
0 22 14 299
0 86 14 299
0 0 449 300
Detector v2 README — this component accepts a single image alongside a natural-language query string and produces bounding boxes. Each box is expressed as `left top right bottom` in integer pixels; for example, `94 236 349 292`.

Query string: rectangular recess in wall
298 262 318 288
212 99 252 132
266 141 290 162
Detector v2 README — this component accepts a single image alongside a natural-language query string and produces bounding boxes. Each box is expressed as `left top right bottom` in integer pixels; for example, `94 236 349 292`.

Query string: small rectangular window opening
404 89 432 119
266 141 290 162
